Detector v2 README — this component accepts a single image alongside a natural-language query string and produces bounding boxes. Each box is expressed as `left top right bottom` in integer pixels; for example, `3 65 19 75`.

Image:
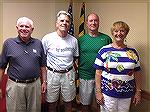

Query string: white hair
56 10 71 19
16 17 34 28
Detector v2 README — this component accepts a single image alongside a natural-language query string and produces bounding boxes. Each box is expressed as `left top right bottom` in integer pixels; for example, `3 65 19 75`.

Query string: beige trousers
6 78 41 112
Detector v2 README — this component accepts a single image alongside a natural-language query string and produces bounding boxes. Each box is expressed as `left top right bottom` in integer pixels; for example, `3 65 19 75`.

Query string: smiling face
111 21 129 43
112 28 127 42
16 17 34 42
86 13 99 32
56 14 70 34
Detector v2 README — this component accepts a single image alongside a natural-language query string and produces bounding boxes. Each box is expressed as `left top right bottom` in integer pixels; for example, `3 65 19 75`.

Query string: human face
16 20 34 42
112 28 127 43
87 14 99 32
56 14 70 33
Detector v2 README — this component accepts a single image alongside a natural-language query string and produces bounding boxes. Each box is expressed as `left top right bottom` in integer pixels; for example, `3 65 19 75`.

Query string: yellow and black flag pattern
75 2 86 104
78 2 85 37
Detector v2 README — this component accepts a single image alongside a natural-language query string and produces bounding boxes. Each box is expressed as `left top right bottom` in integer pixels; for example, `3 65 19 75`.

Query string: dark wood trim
142 90 150 100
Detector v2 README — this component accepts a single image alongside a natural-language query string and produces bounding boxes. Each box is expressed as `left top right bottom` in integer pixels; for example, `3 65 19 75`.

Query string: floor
1 74 150 112
1 93 150 112
72 98 150 112
54 98 150 112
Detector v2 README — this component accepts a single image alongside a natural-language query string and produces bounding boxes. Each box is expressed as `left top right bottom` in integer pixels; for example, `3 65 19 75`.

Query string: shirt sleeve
0 40 9 69
93 48 104 70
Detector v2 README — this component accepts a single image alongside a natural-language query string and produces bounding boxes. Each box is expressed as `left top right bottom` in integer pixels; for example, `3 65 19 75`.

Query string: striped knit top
93 44 141 98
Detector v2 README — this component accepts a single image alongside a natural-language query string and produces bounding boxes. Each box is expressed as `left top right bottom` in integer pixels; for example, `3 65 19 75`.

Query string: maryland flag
75 2 86 104
78 2 85 37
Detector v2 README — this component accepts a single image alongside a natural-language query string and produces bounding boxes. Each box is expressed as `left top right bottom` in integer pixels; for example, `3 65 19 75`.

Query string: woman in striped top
93 21 142 112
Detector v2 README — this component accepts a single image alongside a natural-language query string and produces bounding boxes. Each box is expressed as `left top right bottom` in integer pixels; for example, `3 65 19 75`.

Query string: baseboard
142 90 150 100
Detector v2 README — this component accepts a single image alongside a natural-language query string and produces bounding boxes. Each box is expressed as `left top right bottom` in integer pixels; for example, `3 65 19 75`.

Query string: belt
47 66 73 73
9 76 39 83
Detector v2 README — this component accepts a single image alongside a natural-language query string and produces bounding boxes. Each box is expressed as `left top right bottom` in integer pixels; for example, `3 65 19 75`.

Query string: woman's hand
132 91 141 106
96 92 104 105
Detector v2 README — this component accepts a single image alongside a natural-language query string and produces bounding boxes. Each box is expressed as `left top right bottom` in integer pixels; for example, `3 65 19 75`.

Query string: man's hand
0 89 2 99
0 68 5 99
41 82 47 93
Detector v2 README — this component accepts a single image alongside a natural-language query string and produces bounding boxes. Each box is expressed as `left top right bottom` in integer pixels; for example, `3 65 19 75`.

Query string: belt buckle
27 78 37 83
52 69 55 73
66 69 68 72
61 69 68 73
59 70 64 73
34 77 37 81
25 79 29 83
15 79 19 83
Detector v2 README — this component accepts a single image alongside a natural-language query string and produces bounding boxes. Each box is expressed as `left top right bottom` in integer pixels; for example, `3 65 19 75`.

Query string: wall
0 0 150 92
0 0 2 51
149 0 150 93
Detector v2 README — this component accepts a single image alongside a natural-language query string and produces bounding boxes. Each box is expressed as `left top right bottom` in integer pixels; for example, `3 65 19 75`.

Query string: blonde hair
111 21 130 35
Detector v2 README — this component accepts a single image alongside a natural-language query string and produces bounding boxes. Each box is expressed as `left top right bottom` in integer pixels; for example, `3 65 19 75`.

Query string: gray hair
16 17 34 28
56 10 71 20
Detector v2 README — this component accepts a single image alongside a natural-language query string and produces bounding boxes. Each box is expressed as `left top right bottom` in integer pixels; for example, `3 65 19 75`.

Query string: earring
124 38 127 45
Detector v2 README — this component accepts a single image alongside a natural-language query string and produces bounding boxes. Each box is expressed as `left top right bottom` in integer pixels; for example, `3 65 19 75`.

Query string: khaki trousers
6 78 41 112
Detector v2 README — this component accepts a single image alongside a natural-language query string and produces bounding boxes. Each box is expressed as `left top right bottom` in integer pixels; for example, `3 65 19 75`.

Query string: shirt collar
15 36 34 44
